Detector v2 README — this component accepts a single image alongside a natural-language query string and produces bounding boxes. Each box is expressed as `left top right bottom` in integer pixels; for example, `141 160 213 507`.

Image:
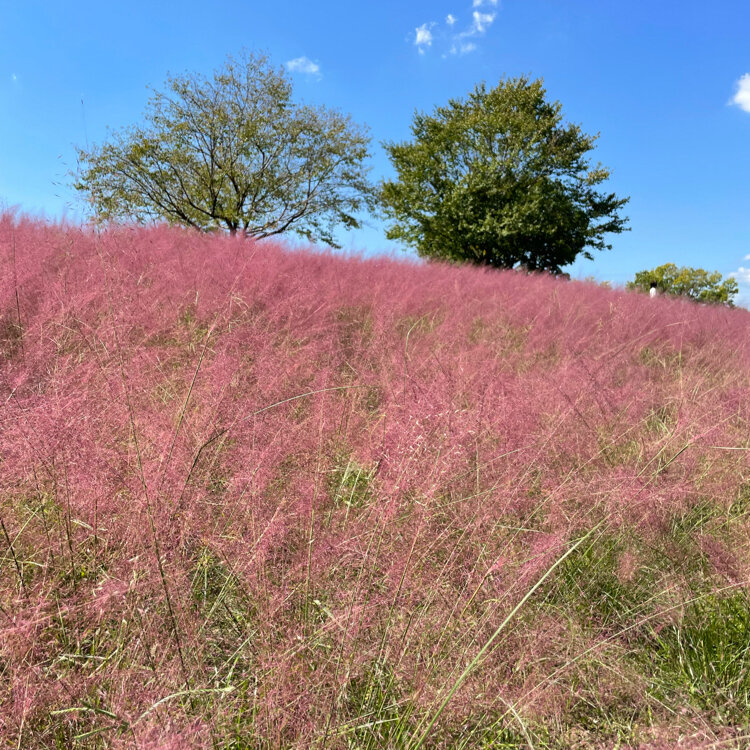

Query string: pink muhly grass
1 215 749 746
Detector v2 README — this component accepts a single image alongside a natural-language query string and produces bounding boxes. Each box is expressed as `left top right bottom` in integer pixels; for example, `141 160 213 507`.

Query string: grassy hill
2 216 750 748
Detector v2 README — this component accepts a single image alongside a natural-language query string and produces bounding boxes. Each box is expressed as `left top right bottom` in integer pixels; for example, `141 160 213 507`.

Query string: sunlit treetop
380 76 629 274
74 51 375 247
628 263 739 306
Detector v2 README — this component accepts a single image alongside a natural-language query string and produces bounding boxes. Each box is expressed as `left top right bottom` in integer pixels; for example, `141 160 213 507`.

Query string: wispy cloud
731 73 750 113
414 23 435 53
730 267 750 280
413 1 499 57
449 41 477 56
470 10 496 33
727 258 750 308
286 57 321 76
729 268 750 309
729 267 750 305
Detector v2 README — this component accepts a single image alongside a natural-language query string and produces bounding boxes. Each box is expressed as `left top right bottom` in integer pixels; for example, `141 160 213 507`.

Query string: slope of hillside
2 216 750 748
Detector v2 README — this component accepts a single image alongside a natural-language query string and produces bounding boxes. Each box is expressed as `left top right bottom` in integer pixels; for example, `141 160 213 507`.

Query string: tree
74 51 374 246
380 77 629 274
627 264 738 306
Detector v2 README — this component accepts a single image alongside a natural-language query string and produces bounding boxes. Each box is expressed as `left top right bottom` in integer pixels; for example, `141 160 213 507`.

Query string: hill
2 216 750 748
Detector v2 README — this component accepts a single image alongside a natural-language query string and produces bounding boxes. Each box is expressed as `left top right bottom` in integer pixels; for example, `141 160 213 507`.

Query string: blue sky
2 1 749 303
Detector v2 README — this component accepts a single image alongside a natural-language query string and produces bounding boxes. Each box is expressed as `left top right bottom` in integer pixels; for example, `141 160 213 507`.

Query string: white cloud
286 57 320 76
728 266 750 308
744 254 750 261
415 22 434 53
732 74 750 113
471 10 496 33
449 41 477 56
11 73 17 83
414 2 498 57
730 267 750 284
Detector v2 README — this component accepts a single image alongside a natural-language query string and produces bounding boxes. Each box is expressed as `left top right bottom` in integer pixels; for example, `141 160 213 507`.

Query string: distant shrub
628 263 738 305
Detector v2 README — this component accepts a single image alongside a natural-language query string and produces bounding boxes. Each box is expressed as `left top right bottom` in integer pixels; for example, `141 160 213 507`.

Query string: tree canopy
627 264 739 306
380 77 629 274
74 51 374 246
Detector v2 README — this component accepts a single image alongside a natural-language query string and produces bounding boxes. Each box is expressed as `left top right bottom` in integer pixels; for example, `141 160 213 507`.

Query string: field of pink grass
2 215 750 748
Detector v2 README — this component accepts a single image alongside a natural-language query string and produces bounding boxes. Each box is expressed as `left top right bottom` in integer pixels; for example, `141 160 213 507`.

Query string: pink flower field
2 215 750 748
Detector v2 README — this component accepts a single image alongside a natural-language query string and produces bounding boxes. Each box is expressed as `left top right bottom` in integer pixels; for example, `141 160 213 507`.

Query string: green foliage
552 535 654 630
74 51 375 246
343 662 415 749
446 716 531 749
380 76 629 274
627 263 739 306
329 456 376 509
648 591 750 722
190 546 255 674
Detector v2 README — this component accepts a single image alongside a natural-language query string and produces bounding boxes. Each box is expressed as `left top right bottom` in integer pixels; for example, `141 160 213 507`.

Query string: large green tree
380 77 629 273
627 264 739 306
74 52 374 246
